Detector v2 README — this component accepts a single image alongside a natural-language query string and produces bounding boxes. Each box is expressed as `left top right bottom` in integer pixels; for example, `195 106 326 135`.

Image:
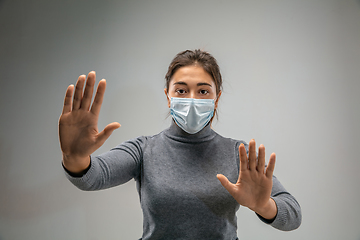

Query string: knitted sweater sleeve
63 137 144 191
235 141 302 231
257 175 302 231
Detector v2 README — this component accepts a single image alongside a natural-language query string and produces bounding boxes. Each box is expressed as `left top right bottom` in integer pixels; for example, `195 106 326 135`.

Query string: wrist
62 154 91 174
252 198 277 220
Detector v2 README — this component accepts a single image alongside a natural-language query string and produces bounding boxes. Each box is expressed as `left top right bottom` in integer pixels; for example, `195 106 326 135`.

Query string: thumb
96 122 121 145
217 174 236 195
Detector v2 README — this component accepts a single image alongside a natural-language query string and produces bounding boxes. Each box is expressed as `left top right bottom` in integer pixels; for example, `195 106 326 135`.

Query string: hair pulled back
165 49 223 96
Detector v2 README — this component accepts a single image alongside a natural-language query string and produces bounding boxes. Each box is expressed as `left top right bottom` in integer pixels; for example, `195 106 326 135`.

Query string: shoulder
212 131 248 149
112 130 166 150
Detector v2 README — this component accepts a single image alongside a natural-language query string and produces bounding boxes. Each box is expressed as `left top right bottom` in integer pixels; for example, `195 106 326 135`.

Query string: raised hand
217 139 277 220
59 71 120 173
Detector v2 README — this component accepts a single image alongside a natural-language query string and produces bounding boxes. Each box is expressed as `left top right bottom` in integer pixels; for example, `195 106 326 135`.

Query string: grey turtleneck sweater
64 121 302 239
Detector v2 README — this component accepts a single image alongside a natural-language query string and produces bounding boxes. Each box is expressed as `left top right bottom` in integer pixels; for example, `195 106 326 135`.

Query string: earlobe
215 90 222 109
164 88 170 108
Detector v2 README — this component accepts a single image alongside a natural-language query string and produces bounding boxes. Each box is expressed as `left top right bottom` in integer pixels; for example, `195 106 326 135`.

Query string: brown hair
165 49 223 95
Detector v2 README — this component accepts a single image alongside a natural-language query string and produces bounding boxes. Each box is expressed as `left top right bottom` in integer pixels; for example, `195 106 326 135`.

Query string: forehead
170 65 215 86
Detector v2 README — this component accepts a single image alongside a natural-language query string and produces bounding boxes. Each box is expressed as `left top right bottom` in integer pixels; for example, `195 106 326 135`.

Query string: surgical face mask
170 97 215 134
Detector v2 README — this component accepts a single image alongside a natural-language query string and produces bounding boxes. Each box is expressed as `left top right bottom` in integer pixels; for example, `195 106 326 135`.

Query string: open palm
59 71 120 172
217 139 276 217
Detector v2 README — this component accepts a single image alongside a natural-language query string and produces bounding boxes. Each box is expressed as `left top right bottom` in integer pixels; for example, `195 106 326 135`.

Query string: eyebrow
173 81 212 87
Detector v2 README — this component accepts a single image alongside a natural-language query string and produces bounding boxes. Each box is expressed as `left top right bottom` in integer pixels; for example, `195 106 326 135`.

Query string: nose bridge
189 89 196 99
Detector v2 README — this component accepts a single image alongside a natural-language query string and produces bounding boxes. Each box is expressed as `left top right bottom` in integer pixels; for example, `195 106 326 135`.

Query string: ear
164 88 170 108
214 90 222 110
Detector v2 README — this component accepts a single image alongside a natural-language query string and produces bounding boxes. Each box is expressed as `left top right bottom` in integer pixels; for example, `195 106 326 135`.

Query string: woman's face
164 65 221 109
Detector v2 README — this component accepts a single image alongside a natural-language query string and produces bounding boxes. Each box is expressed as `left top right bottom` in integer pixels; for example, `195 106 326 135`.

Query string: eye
176 89 186 95
199 89 209 95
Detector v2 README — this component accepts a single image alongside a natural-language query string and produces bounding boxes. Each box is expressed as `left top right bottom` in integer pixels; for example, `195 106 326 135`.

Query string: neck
165 120 216 143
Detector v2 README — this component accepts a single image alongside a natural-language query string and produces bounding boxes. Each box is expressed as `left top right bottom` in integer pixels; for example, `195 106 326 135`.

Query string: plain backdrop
0 0 360 239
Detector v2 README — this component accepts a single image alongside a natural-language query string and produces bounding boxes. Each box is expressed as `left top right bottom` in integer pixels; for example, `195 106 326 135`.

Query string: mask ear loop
166 94 174 121
211 94 220 127
167 94 177 106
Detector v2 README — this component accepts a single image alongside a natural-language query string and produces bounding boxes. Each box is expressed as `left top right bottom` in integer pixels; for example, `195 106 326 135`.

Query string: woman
59 49 301 239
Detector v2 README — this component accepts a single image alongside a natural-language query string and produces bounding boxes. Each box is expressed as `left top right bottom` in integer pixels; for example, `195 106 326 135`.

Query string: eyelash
175 89 209 95
176 89 186 94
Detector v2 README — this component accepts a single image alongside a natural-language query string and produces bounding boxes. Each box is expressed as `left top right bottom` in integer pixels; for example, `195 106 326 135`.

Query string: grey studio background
0 0 359 239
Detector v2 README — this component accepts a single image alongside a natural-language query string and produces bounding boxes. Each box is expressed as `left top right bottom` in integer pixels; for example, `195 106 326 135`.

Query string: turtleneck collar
164 120 217 143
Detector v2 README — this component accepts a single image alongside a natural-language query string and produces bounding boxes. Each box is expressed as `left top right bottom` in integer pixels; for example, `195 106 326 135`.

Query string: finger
80 71 96 110
239 143 248 172
257 144 266 173
62 84 74 114
265 153 276 178
95 122 121 147
72 75 86 110
90 79 106 116
248 139 257 171
217 174 236 196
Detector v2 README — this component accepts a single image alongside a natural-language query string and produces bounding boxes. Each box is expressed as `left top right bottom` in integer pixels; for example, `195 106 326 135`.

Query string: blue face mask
170 97 215 134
